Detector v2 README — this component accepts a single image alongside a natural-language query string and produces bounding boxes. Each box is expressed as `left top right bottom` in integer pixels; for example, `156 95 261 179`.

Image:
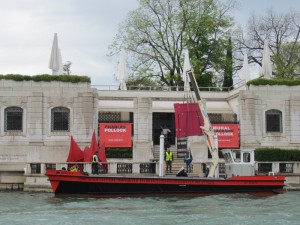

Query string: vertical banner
99 123 132 147
174 103 204 138
212 124 239 148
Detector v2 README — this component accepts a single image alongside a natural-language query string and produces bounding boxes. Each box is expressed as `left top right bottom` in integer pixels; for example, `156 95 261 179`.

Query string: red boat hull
46 170 285 197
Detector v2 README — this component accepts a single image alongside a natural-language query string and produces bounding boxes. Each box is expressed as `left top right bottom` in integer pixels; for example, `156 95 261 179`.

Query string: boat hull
46 170 285 197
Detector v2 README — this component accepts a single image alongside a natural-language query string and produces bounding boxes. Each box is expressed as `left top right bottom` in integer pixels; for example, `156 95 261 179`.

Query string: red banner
174 103 204 138
212 124 239 148
99 123 132 147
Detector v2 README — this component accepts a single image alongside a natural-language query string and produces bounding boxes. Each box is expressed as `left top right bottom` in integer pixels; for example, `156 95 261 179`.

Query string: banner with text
212 124 239 148
99 123 132 147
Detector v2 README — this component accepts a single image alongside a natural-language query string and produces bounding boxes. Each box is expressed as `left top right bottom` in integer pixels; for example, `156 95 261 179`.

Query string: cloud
0 0 139 85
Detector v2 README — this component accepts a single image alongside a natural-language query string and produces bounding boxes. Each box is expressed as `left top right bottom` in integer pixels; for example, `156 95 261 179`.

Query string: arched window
266 109 282 132
51 107 70 132
5 106 23 131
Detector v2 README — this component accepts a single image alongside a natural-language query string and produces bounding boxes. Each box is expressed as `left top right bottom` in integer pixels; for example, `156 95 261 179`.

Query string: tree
109 0 235 87
234 9 300 79
222 37 233 89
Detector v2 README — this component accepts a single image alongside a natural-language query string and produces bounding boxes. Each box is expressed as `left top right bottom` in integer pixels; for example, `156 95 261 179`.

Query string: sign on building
212 124 239 148
99 123 132 147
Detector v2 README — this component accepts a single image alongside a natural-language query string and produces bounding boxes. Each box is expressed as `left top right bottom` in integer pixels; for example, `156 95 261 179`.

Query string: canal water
0 191 299 225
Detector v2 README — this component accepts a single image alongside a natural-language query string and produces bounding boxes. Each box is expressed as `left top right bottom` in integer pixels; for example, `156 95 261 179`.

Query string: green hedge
106 147 132 159
255 148 300 161
247 78 300 86
0 74 90 83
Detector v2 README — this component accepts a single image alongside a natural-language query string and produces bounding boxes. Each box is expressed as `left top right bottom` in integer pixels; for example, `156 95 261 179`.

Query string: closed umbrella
116 49 128 90
261 39 272 79
182 49 191 91
241 53 250 82
49 33 63 75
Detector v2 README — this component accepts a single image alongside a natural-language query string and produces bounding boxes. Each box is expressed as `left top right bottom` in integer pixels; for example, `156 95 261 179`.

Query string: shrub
255 148 300 161
106 147 132 159
0 74 91 83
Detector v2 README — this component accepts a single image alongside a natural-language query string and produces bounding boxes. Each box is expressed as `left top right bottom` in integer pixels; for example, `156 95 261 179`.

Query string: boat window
224 153 233 163
243 152 251 163
233 151 240 163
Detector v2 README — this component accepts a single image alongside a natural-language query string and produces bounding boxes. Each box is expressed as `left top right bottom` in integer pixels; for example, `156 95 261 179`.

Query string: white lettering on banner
213 125 235 137
215 132 233 136
104 125 127 133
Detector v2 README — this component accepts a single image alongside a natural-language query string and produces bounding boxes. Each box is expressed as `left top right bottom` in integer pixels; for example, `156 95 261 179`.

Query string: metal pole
214 134 219 178
159 135 165 177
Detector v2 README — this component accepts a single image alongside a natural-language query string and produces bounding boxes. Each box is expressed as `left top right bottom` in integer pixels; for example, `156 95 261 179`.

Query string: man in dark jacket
184 148 193 173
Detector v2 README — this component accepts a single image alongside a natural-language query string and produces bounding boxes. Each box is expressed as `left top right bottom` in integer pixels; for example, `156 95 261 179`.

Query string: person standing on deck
92 152 100 174
165 148 173 173
184 148 193 173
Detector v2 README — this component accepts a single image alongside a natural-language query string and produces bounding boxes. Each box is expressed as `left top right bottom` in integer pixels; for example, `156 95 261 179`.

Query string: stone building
0 79 300 189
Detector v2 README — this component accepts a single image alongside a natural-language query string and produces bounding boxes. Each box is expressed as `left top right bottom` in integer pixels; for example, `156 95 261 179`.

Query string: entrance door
152 113 175 145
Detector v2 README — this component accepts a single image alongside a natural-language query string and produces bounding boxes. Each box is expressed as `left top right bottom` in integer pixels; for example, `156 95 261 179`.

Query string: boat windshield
243 152 251 163
233 150 241 163
223 152 233 163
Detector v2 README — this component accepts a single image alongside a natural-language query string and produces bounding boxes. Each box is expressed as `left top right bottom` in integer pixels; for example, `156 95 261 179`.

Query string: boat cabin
221 149 255 178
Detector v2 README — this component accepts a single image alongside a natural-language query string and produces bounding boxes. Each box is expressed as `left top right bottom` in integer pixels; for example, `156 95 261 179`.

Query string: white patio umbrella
116 49 128 90
49 33 63 75
261 39 272 79
241 53 250 82
181 49 191 91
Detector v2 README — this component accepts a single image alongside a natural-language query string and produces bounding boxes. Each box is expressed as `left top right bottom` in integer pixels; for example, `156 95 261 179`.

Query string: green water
0 191 299 225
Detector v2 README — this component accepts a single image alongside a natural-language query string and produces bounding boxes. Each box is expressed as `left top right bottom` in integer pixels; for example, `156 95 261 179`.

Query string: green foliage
106 148 133 159
0 74 91 83
110 0 235 87
255 148 300 161
247 78 300 86
126 73 161 88
272 42 300 79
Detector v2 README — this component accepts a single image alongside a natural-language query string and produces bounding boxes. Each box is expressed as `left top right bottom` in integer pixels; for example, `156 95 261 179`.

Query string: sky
0 0 300 86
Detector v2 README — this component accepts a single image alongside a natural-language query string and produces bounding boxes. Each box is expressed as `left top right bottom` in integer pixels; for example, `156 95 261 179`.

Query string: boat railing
23 161 299 177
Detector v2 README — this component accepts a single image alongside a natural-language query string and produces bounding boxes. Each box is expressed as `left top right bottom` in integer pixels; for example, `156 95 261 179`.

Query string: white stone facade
1 80 300 187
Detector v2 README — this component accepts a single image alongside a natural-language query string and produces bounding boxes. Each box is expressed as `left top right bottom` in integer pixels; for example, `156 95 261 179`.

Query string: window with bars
51 107 70 132
5 106 23 131
266 109 282 132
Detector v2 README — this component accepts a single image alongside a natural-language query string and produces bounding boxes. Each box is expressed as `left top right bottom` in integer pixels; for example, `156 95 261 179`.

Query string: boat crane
187 70 219 177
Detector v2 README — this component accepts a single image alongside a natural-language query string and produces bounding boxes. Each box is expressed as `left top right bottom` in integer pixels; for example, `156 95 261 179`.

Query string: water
0 191 299 225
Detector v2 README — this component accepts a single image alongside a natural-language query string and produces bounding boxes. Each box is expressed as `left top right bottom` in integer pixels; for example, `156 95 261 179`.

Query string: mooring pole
159 135 165 177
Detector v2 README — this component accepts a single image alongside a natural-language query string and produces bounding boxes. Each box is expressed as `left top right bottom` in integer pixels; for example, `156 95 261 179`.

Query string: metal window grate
117 163 132 174
99 112 121 122
266 109 282 132
258 163 272 173
51 107 70 132
30 163 41 174
5 107 23 131
140 163 156 173
279 163 293 173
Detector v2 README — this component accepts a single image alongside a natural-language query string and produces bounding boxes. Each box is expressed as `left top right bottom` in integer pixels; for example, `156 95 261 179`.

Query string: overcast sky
0 0 299 86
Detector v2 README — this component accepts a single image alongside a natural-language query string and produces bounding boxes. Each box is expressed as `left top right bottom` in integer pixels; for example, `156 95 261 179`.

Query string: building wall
239 85 300 149
0 80 98 165
3 80 300 170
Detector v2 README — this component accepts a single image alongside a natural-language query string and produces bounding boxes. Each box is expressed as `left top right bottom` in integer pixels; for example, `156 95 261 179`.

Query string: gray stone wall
0 80 97 164
239 85 300 149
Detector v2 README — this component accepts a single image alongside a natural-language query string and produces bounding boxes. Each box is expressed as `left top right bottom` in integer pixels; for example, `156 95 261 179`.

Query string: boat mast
187 70 219 177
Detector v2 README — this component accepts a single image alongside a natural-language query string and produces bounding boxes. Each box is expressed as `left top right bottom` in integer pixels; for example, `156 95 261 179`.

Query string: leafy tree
234 9 300 79
109 0 235 87
272 42 300 79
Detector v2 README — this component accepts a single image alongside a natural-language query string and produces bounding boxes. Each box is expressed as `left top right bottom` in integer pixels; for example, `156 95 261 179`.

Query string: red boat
46 70 285 197
46 169 285 197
